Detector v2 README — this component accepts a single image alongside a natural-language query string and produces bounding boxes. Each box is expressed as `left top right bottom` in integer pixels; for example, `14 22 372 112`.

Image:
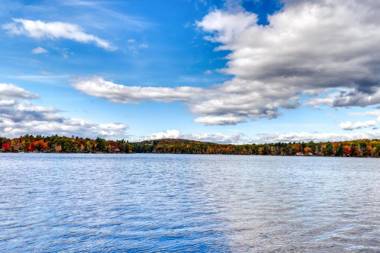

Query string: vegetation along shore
1 135 380 157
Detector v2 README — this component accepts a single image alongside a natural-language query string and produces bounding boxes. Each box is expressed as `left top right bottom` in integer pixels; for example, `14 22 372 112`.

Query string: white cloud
251 132 380 143
0 83 38 99
147 129 181 140
198 10 257 45
194 114 245 125
338 109 380 131
3 19 115 51
358 110 380 121
31 46 48 54
142 129 248 144
340 120 377 131
0 83 127 138
188 132 247 144
73 77 204 103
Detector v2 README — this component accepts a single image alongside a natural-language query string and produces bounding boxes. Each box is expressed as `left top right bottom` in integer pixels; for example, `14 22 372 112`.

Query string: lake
0 154 379 252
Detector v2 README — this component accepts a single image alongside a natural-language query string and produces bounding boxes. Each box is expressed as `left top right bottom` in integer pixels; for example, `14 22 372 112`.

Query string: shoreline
1 136 380 158
0 152 378 159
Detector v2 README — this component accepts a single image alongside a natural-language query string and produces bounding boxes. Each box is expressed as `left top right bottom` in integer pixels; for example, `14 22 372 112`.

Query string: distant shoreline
1 135 380 158
1 152 378 159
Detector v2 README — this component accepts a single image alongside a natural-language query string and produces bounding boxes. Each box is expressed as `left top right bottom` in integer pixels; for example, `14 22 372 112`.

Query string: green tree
335 144 343 156
326 142 334 156
96 137 107 152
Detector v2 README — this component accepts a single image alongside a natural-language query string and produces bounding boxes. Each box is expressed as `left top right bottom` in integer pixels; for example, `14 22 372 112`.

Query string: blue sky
1 0 380 143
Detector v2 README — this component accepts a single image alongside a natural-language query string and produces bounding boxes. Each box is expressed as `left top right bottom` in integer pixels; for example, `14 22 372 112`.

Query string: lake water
0 154 379 252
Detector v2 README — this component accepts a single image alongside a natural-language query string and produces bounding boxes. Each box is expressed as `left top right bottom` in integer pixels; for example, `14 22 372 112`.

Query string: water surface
0 154 379 252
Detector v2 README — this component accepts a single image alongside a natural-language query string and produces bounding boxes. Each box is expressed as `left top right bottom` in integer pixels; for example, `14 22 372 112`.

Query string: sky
1 0 380 143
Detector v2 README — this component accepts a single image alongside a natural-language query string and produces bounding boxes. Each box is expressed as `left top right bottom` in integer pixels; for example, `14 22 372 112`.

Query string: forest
1 135 380 157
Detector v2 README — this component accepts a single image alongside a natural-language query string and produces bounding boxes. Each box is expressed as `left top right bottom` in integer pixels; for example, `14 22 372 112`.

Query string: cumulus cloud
73 0 380 125
32 46 48 54
0 83 127 138
3 19 114 51
198 0 380 116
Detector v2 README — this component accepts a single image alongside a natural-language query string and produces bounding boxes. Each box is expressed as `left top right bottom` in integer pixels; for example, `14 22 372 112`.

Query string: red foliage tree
2 142 11 152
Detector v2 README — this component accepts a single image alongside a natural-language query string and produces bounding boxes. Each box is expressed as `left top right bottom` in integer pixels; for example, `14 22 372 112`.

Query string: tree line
1 135 380 157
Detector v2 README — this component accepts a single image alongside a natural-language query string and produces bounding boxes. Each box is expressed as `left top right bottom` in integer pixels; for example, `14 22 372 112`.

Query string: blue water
1 154 380 252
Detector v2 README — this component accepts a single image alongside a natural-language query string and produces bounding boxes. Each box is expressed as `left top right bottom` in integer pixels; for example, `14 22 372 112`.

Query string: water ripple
0 154 379 252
